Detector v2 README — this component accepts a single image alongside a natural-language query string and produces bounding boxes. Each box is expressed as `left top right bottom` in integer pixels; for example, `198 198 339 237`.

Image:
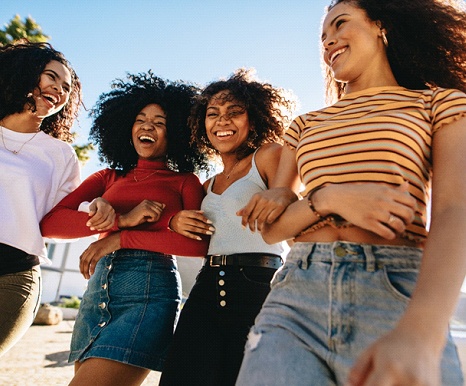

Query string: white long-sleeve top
0 126 81 262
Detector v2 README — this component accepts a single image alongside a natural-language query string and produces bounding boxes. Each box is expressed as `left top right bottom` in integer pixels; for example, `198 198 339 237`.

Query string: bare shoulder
255 142 283 162
255 143 283 185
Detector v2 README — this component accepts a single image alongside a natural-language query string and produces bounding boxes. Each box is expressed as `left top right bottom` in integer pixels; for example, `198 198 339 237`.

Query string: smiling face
321 2 386 87
32 60 72 118
131 103 168 161
205 91 251 154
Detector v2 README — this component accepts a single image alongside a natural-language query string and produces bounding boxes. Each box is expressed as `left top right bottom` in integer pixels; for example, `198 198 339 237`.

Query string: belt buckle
209 254 227 267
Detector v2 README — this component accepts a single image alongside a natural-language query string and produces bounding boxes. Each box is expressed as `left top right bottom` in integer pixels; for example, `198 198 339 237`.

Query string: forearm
397 207 466 352
262 198 318 243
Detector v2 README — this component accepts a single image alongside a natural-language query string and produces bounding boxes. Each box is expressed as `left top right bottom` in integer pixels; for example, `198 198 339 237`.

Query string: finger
178 230 203 241
346 350 373 386
385 213 407 234
79 253 90 279
237 198 258 227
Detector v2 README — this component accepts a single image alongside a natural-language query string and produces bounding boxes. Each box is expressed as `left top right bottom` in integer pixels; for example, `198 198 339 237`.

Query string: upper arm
431 116 466 215
271 144 301 193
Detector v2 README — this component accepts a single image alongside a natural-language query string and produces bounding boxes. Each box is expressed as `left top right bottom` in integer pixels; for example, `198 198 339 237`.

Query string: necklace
0 125 40 155
133 169 158 182
221 160 240 180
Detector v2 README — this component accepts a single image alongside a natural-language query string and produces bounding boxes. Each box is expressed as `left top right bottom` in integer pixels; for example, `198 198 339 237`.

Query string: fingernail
206 220 213 224
209 227 215 231
206 231 213 235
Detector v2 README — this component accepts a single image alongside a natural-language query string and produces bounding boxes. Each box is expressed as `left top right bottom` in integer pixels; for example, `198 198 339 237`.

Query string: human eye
335 18 346 28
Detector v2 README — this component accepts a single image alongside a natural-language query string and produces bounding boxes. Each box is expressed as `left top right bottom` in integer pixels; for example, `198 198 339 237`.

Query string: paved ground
1 320 465 386
0 320 161 386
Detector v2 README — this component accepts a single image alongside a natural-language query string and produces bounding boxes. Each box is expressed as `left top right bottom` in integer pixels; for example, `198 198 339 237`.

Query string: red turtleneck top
40 160 208 257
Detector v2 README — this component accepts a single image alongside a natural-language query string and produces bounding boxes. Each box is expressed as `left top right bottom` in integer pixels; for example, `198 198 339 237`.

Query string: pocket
270 263 296 288
240 267 276 286
381 266 418 302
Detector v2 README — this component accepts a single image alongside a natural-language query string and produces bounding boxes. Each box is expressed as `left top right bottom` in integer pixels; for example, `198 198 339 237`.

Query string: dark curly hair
89 71 209 175
190 68 297 161
325 0 466 103
0 41 82 142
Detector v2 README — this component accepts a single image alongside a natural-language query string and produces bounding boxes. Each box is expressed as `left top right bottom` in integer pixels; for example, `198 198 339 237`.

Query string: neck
1 112 42 133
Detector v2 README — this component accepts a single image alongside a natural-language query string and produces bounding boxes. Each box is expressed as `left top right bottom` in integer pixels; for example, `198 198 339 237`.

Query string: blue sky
4 0 330 177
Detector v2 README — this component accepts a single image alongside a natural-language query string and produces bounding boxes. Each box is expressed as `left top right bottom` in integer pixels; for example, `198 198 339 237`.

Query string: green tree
1 15 94 164
0 15 49 45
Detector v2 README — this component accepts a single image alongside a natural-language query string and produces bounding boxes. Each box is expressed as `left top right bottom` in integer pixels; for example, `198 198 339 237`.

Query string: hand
236 187 299 232
169 210 214 241
79 233 121 279
86 197 116 231
320 182 417 240
118 200 166 228
346 327 442 386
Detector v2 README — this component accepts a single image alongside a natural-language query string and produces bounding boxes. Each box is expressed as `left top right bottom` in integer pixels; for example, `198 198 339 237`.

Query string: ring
388 214 397 224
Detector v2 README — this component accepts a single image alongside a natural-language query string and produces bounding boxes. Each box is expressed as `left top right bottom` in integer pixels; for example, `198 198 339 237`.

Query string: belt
204 253 283 269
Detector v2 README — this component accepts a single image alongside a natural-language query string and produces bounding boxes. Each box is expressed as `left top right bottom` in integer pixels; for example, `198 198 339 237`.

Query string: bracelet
167 216 175 232
307 186 325 220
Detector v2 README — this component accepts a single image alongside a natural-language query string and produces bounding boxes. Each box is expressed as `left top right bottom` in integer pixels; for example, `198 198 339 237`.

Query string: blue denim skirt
237 241 464 386
69 250 181 371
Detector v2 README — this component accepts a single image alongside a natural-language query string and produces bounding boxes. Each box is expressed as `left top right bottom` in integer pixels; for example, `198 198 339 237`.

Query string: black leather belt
204 253 283 269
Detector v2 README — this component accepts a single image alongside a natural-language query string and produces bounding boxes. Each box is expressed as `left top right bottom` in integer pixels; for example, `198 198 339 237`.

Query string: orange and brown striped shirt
285 86 466 241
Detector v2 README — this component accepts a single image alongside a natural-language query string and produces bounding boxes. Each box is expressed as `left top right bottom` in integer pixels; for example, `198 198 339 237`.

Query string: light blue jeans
236 242 463 386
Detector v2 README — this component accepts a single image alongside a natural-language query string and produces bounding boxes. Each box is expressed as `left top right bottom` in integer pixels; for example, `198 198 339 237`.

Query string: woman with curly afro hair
41 72 210 386
237 0 466 385
0 41 82 357
159 68 297 386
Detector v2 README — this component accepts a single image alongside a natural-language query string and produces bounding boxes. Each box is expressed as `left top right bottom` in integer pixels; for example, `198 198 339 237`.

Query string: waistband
204 253 283 269
287 241 422 272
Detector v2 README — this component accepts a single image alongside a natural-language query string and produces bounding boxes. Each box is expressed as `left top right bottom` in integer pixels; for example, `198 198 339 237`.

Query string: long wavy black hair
325 0 466 103
89 71 209 175
190 68 297 161
0 41 82 142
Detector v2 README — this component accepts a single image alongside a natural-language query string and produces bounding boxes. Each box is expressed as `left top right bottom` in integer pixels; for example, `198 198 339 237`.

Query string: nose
52 82 64 95
217 114 231 124
323 36 336 50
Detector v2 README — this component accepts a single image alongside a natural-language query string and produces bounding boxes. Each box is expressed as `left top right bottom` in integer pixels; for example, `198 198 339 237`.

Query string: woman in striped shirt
237 0 466 385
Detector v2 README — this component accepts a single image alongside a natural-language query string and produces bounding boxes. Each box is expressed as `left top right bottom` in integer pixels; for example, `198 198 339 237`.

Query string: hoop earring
381 31 388 47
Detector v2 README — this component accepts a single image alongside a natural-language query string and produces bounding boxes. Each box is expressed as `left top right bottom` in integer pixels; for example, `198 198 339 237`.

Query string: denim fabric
160 261 278 386
236 242 464 386
69 250 181 371
0 266 41 357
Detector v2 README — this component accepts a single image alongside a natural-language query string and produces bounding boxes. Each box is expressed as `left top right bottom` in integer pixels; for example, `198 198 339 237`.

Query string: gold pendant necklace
0 125 40 155
133 169 158 182
221 160 240 180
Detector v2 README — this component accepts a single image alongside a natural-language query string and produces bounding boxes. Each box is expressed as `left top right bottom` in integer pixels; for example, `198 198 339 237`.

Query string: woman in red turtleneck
40 72 209 386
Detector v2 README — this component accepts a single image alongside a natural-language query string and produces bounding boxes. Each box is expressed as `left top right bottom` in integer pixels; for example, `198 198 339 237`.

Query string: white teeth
42 94 58 104
216 130 234 137
330 47 347 63
139 135 155 142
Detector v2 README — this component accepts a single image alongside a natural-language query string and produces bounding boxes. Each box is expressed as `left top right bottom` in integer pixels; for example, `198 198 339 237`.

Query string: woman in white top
0 41 82 356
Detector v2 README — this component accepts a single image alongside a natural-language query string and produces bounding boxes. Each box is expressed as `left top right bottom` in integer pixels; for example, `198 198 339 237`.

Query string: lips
329 46 348 64
215 130 234 138
41 93 59 106
138 135 155 143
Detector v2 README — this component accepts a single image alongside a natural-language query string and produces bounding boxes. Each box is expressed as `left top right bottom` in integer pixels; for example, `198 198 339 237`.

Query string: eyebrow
321 12 350 40
137 112 166 120
206 104 245 110
44 69 72 90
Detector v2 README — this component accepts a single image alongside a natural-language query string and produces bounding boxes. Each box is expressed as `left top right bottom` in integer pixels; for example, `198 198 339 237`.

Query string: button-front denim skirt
69 249 181 371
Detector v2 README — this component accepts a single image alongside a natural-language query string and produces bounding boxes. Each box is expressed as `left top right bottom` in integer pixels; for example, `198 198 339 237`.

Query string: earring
381 31 388 47
129 139 133 146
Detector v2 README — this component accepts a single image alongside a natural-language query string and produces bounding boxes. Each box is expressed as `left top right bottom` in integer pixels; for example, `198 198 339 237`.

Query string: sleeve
40 169 111 238
283 114 308 149
119 173 209 257
51 148 81 207
431 88 466 134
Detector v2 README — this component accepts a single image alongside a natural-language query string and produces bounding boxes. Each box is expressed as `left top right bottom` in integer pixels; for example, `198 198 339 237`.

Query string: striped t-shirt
285 86 466 241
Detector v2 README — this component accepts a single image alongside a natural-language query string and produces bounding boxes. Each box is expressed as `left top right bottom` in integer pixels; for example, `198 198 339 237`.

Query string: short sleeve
431 88 466 134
